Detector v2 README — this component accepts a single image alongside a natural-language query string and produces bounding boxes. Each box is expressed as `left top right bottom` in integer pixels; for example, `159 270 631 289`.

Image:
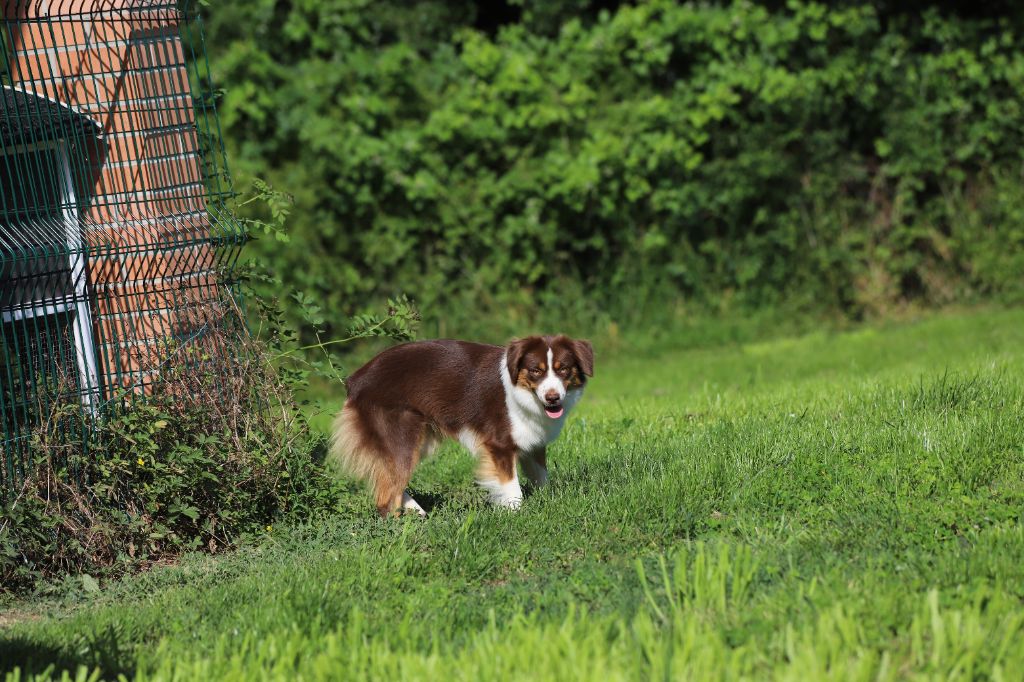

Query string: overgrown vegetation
0 174 421 593
0 298 334 592
0 155 423 589
209 0 1024 338
2 307 1023 679
0 282 422 593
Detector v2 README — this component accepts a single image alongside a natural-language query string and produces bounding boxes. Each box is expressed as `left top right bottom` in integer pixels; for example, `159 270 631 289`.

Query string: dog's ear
506 338 528 383
572 339 594 377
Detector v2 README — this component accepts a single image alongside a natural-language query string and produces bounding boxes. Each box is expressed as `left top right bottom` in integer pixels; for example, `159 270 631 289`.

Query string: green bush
0 236 422 594
0 309 341 593
206 0 1024 336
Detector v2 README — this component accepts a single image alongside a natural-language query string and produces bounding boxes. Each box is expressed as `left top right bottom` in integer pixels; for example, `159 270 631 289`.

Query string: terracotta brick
10 22 55 51
46 19 90 48
139 67 190 101
98 219 160 247
99 107 135 135
119 198 186 221
91 19 171 46
125 72 154 101
145 191 205 218
118 202 156 221
102 136 133 164
51 74 98 107
92 316 125 350
12 20 91 51
10 78 60 102
90 73 126 103
177 130 199 155
82 203 119 226
173 212 213 238
154 246 216 278
2 4 227 400
101 340 170 379
93 290 129 318
36 0 133 16
87 255 123 284
96 164 143 195
94 283 175 318
126 37 185 70
88 18 131 44
126 15 180 36
136 96 195 130
135 286 183 314
140 129 185 160
95 311 166 347
145 155 201 192
68 44 126 76
7 51 53 79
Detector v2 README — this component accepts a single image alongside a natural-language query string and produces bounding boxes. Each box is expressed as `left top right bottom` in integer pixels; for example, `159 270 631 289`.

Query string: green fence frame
0 0 246 495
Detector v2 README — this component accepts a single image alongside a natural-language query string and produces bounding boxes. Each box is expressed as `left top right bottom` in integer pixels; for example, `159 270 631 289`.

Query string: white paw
401 491 427 517
494 495 522 510
477 478 523 510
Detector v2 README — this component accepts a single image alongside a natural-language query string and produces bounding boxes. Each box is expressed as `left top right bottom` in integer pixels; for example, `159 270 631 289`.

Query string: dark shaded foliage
206 0 1024 336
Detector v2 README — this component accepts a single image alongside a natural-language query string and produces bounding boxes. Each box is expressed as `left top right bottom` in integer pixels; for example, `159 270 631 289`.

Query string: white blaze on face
536 348 566 418
500 350 580 452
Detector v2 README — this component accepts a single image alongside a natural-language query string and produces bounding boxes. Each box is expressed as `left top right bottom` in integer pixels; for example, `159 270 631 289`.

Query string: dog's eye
556 366 571 377
528 368 543 377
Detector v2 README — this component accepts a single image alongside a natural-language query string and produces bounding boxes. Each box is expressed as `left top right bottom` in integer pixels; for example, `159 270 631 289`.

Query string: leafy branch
236 178 294 243
275 293 420 384
233 180 421 389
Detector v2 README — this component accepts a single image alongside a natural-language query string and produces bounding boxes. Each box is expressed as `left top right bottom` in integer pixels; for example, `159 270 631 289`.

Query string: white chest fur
500 353 582 453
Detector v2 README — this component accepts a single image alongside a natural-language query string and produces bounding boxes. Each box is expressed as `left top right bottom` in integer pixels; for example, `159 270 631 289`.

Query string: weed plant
0 297 341 592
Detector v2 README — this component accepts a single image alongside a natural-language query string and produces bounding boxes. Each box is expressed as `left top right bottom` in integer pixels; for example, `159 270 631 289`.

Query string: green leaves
208 1 1024 329
0 311 345 592
236 178 294 243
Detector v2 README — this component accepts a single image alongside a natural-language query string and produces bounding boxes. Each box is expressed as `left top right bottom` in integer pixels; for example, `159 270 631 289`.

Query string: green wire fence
0 0 246 496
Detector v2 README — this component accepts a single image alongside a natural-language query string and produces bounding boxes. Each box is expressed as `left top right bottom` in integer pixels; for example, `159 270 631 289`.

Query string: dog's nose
544 390 560 404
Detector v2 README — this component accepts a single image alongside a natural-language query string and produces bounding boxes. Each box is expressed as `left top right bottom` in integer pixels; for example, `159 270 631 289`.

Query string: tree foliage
206 0 1024 330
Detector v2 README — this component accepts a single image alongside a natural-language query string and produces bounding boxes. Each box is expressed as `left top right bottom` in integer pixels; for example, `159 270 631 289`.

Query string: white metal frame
0 139 100 411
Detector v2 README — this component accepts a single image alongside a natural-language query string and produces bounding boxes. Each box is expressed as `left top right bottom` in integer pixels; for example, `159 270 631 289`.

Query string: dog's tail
331 401 418 516
329 401 380 483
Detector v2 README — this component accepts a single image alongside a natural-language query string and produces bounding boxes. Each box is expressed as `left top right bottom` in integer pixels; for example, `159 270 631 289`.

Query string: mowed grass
3 307 1024 680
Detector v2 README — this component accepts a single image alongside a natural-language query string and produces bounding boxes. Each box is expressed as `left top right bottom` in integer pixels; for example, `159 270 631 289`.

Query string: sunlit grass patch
3 307 1024 681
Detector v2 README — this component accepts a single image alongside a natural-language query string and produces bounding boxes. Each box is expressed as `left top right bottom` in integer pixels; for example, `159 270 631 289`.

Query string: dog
330 335 594 517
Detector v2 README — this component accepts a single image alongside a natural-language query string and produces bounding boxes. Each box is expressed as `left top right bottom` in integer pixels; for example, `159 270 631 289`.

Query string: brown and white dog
330 335 594 517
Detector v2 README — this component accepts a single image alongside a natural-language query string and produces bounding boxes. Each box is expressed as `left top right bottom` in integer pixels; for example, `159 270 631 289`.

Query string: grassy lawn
3 307 1024 680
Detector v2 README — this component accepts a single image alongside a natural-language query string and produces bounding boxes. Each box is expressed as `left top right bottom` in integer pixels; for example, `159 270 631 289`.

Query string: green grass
4 307 1024 680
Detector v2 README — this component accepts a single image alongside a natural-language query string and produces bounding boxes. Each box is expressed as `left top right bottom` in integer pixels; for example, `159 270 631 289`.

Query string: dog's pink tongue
544 406 564 419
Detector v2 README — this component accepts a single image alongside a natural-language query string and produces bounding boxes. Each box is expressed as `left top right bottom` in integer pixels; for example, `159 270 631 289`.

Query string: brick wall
3 0 221 392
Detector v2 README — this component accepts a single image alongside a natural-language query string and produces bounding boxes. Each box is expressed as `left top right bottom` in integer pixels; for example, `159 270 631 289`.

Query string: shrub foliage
208 0 1024 328
0 301 340 592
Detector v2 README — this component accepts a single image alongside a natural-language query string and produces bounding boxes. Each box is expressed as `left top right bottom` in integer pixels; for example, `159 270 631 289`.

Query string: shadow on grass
0 624 135 679
401 478 549 518
407 490 450 515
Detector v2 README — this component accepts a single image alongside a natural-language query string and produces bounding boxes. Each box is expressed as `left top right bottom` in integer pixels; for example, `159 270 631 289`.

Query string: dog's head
506 335 594 419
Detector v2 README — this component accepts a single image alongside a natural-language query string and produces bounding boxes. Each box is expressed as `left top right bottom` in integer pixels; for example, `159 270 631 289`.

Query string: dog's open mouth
544 404 564 419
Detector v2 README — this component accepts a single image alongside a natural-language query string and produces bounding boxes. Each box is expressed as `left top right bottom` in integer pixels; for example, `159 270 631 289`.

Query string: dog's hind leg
396 428 440 517
368 410 430 518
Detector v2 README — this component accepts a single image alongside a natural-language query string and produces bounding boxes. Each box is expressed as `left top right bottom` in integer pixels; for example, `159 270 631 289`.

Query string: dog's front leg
476 440 523 509
520 447 548 489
